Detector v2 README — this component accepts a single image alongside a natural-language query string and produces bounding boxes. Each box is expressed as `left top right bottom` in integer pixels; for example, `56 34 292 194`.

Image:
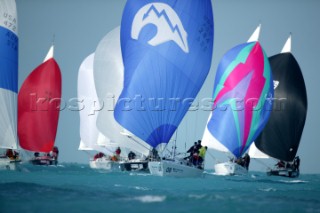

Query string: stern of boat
0 158 21 170
267 167 299 178
148 161 164 176
149 159 203 177
89 158 119 171
214 161 248 176
119 159 149 172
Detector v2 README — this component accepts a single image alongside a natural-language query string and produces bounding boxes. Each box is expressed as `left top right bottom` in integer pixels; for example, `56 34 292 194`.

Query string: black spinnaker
255 39 308 162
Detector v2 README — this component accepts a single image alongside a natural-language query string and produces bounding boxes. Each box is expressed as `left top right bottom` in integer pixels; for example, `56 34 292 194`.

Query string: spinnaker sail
248 141 269 159
115 0 214 148
77 53 114 155
18 45 62 153
204 25 273 159
254 35 308 162
0 0 18 150
94 27 151 157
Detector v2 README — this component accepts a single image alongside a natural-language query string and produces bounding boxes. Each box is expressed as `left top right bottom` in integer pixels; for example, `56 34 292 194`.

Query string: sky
15 0 320 174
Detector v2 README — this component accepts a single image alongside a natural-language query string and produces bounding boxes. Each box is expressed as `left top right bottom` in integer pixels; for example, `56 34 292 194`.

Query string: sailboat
18 45 62 165
114 0 214 177
249 35 307 178
0 0 21 170
93 26 152 172
202 25 274 176
77 53 120 171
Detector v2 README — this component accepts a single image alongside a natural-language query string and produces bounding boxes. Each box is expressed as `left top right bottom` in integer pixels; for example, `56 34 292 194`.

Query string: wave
278 180 308 184
188 194 206 199
203 171 215 175
114 183 151 191
132 195 166 203
133 186 151 191
258 187 277 192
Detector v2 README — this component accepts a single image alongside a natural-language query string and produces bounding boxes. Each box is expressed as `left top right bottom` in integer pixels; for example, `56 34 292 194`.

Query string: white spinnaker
201 112 229 153
79 139 112 154
96 132 118 150
248 142 270 159
78 140 92 151
94 26 151 157
0 0 18 149
77 53 113 156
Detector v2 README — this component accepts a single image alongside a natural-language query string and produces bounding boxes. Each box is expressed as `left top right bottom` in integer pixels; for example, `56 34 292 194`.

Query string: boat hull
119 159 149 172
89 158 120 171
148 160 203 177
0 158 21 170
267 168 299 178
30 158 58 166
214 162 248 176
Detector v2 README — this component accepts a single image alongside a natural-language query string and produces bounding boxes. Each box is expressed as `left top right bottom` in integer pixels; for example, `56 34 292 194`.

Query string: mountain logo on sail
131 3 189 53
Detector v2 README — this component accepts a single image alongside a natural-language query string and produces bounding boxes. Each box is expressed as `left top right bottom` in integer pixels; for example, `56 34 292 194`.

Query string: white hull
214 162 248 176
0 158 21 170
119 159 149 172
89 158 120 171
148 159 204 177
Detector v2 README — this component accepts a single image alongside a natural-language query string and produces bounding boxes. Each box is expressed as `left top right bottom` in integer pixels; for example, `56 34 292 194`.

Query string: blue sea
1 163 320 213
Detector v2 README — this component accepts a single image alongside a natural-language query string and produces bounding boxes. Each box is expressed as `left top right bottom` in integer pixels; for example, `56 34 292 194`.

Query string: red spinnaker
18 58 62 152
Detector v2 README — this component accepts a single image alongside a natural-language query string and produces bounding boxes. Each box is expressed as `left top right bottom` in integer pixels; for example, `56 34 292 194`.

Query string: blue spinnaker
207 42 273 158
115 0 214 148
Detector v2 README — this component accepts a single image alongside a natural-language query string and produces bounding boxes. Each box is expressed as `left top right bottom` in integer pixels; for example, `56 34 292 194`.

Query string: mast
172 129 178 158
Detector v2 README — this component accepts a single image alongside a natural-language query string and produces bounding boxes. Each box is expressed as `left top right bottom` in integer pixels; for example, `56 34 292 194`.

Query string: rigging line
194 106 199 138
171 128 179 158
160 139 171 156
52 34 55 45
160 128 178 157
82 150 92 158
104 146 116 155
253 158 272 170
127 135 151 152
185 108 190 152
120 130 151 152
207 150 221 164
174 125 179 141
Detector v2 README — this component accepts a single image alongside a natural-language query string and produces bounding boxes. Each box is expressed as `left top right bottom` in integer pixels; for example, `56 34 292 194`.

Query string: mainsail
18 45 62 152
0 0 18 149
115 0 214 148
204 25 273 159
254 35 308 162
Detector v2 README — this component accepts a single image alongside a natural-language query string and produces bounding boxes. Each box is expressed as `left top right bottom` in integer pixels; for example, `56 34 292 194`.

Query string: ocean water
1 163 320 213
